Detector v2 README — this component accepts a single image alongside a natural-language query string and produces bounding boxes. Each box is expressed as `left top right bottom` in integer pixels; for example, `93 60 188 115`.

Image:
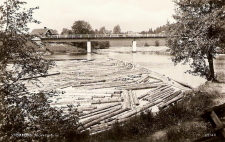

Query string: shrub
97 41 110 49
144 43 149 47
155 40 160 46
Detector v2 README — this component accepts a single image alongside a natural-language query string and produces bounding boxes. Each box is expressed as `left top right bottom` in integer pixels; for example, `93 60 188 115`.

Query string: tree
71 20 95 49
99 26 107 34
61 28 72 35
95 27 110 49
0 1 80 141
71 20 94 34
113 25 121 34
166 0 225 81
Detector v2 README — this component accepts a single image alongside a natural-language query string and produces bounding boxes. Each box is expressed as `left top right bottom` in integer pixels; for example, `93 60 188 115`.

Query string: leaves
167 0 225 80
0 1 80 141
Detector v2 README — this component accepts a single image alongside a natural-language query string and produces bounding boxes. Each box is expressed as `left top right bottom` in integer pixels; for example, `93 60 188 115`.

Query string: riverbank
88 81 225 142
96 46 170 53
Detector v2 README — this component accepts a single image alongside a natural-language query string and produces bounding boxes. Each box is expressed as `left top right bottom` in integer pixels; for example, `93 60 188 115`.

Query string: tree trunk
207 52 215 81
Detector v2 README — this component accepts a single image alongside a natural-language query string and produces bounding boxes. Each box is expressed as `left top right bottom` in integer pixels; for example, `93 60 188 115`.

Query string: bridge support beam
87 41 91 53
132 40 137 53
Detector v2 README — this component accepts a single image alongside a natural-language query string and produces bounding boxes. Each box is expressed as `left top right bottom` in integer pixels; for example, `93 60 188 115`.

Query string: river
43 47 225 88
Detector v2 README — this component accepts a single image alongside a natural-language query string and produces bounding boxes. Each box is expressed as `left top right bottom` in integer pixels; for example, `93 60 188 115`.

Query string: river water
43 47 225 88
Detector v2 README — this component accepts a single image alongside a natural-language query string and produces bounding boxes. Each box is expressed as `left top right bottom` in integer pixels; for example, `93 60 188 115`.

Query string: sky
24 0 175 33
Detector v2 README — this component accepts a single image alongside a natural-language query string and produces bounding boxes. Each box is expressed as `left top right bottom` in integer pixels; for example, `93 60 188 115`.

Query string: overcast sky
25 0 175 33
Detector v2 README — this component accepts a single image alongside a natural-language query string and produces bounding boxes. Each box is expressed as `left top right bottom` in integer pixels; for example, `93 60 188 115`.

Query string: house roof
30 28 58 35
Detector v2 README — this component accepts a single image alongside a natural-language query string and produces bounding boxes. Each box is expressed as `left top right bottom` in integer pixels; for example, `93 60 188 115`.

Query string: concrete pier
132 40 137 53
87 41 91 53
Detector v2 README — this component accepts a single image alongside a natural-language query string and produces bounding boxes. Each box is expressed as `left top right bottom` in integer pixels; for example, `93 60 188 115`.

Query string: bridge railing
42 34 166 39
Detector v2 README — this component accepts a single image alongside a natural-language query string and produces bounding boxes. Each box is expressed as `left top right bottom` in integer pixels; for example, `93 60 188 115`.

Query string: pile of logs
24 58 191 135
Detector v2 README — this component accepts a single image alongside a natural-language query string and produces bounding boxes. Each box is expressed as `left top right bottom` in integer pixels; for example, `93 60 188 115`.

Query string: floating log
112 93 121 97
129 90 135 108
120 83 163 90
141 99 162 111
162 90 182 103
91 98 123 104
136 74 149 84
159 92 183 108
79 79 106 84
123 90 131 110
80 106 122 126
143 85 172 99
81 103 121 116
151 88 175 102
138 85 166 99
79 108 126 130
64 89 122 94
90 123 109 131
80 107 118 120
20 72 60 80
77 106 97 112
131 90 139 105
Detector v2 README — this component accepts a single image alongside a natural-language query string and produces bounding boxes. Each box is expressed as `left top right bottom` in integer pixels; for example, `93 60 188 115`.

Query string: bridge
40 34 166 53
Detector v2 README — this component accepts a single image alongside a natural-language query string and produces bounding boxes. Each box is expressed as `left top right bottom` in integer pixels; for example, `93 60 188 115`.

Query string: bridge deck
40 34 166 42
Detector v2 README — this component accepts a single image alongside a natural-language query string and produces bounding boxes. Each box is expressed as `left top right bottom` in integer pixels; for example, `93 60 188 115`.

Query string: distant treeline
140 25 167 34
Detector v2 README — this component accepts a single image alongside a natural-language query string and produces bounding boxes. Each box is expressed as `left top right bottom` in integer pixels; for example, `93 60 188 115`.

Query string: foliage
71 20 94 34
98 26 107 34
97 41 110 49
61 28 72 35
166 0 225 81
144 43 149 47
71 20 96 49
140 25 167 34
113 25 121 34
0 0 80 141
155 40 160 46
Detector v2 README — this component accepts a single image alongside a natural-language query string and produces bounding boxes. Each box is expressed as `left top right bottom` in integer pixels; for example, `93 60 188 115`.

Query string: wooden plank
210 111 225 138
201 103 225 118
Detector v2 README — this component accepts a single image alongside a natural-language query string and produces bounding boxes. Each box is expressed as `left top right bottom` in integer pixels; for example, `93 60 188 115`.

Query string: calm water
44 50 225 88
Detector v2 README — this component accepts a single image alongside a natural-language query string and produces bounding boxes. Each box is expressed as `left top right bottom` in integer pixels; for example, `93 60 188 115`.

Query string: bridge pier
132 40 137 53
87 41 91 53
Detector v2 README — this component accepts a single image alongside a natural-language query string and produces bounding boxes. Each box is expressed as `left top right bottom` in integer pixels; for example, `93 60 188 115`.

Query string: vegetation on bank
77 83 223 142
166 0 225 82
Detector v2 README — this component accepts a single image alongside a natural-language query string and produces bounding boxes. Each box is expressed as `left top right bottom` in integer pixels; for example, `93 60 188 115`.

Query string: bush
144 43 149 47
97 41 110 49
155 40 160 46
